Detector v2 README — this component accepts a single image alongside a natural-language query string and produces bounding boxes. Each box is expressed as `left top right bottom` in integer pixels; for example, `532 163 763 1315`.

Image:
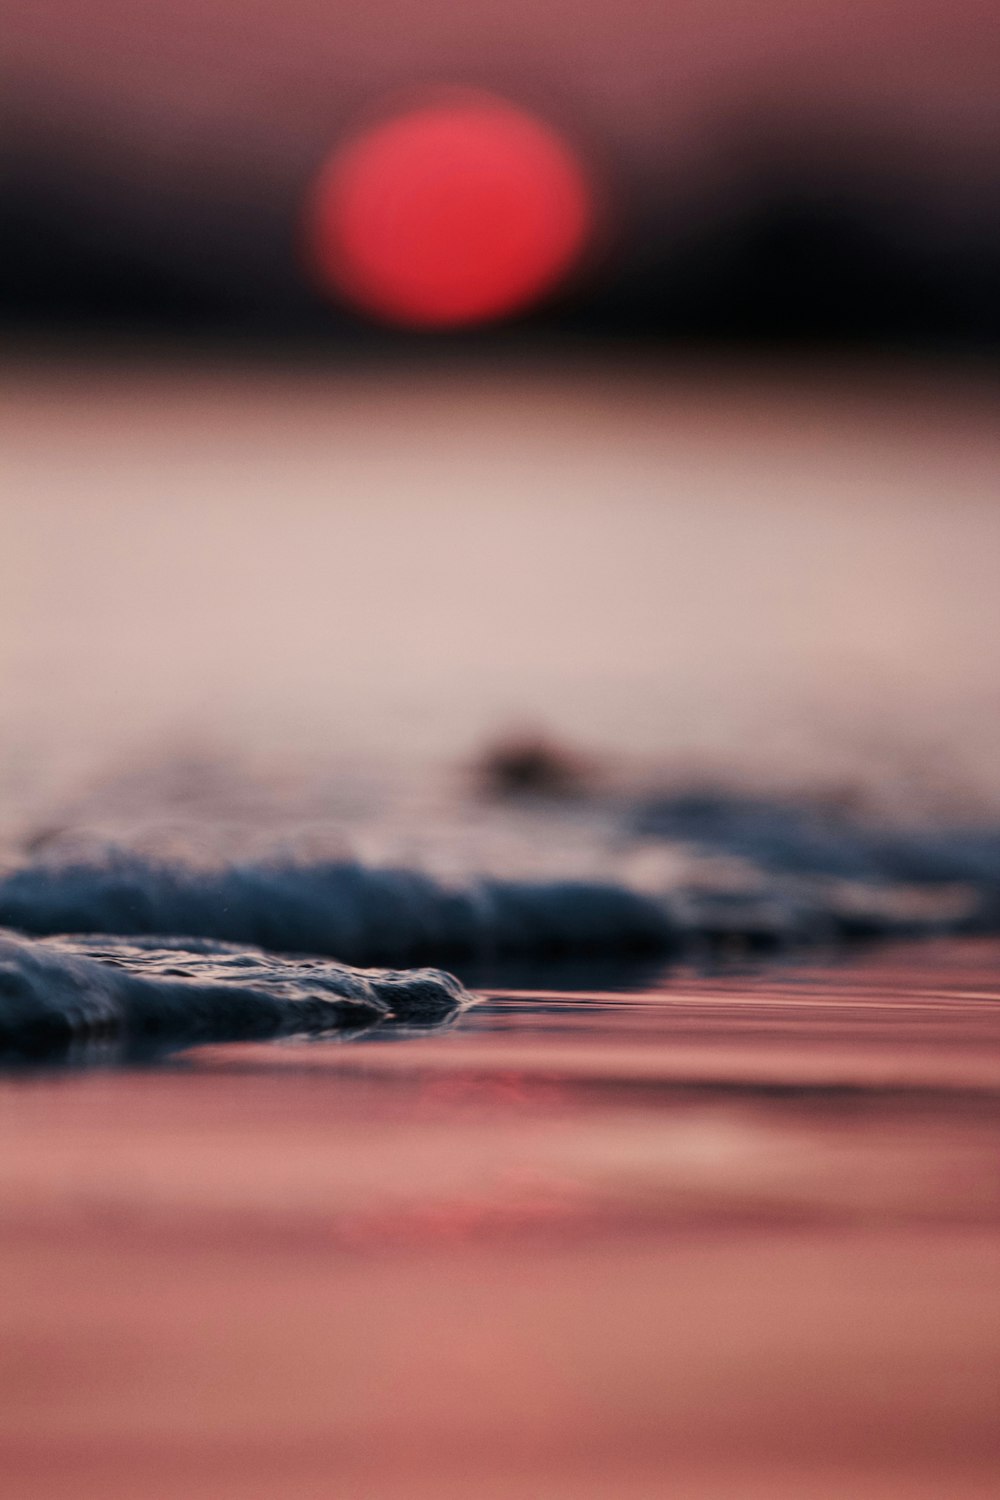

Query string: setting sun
304 94 595 328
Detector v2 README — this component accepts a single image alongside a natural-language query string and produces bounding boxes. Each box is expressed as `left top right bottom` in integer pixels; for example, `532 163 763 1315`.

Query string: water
3 354 1000 939
1 940 998 1498
3 353 999 814
1 353 999 1495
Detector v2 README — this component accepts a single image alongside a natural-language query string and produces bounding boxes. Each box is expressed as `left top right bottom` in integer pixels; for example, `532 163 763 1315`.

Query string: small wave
1 799 998 1041
0 853 677 964
0 930 472 1063
631 791 1000 925
634 791 1000 879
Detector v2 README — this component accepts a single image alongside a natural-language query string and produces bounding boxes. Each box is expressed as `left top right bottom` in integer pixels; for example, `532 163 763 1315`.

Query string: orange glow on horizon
304 94 595 328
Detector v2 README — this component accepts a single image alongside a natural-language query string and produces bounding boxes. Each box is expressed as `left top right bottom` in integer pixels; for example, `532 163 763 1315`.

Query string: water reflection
2 939 998 1500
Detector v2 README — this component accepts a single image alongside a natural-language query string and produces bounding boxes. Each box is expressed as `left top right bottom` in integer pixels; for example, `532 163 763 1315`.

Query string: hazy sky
8 1 997 172
5 1 998 336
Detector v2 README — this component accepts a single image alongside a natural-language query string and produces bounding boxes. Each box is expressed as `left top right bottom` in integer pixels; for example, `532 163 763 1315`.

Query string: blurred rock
473 733 595 801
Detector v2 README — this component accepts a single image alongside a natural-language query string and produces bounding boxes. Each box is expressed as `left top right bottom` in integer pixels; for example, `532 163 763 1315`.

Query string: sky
4 1 998 341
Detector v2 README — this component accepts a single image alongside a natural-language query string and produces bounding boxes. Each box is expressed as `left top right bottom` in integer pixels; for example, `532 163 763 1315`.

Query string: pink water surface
2 939 998 1498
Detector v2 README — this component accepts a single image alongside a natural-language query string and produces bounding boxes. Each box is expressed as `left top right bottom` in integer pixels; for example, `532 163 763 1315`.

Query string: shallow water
2 939 998 1498
2 355 999 1493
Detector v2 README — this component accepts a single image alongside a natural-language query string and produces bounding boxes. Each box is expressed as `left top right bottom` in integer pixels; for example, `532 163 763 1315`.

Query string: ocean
1 350 998 1495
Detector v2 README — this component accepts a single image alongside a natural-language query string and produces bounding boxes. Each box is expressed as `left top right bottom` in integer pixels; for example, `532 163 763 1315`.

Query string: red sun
304 95 595 328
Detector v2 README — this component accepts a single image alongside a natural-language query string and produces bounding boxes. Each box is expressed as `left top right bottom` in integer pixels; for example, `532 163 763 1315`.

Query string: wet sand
2 940 998 1498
